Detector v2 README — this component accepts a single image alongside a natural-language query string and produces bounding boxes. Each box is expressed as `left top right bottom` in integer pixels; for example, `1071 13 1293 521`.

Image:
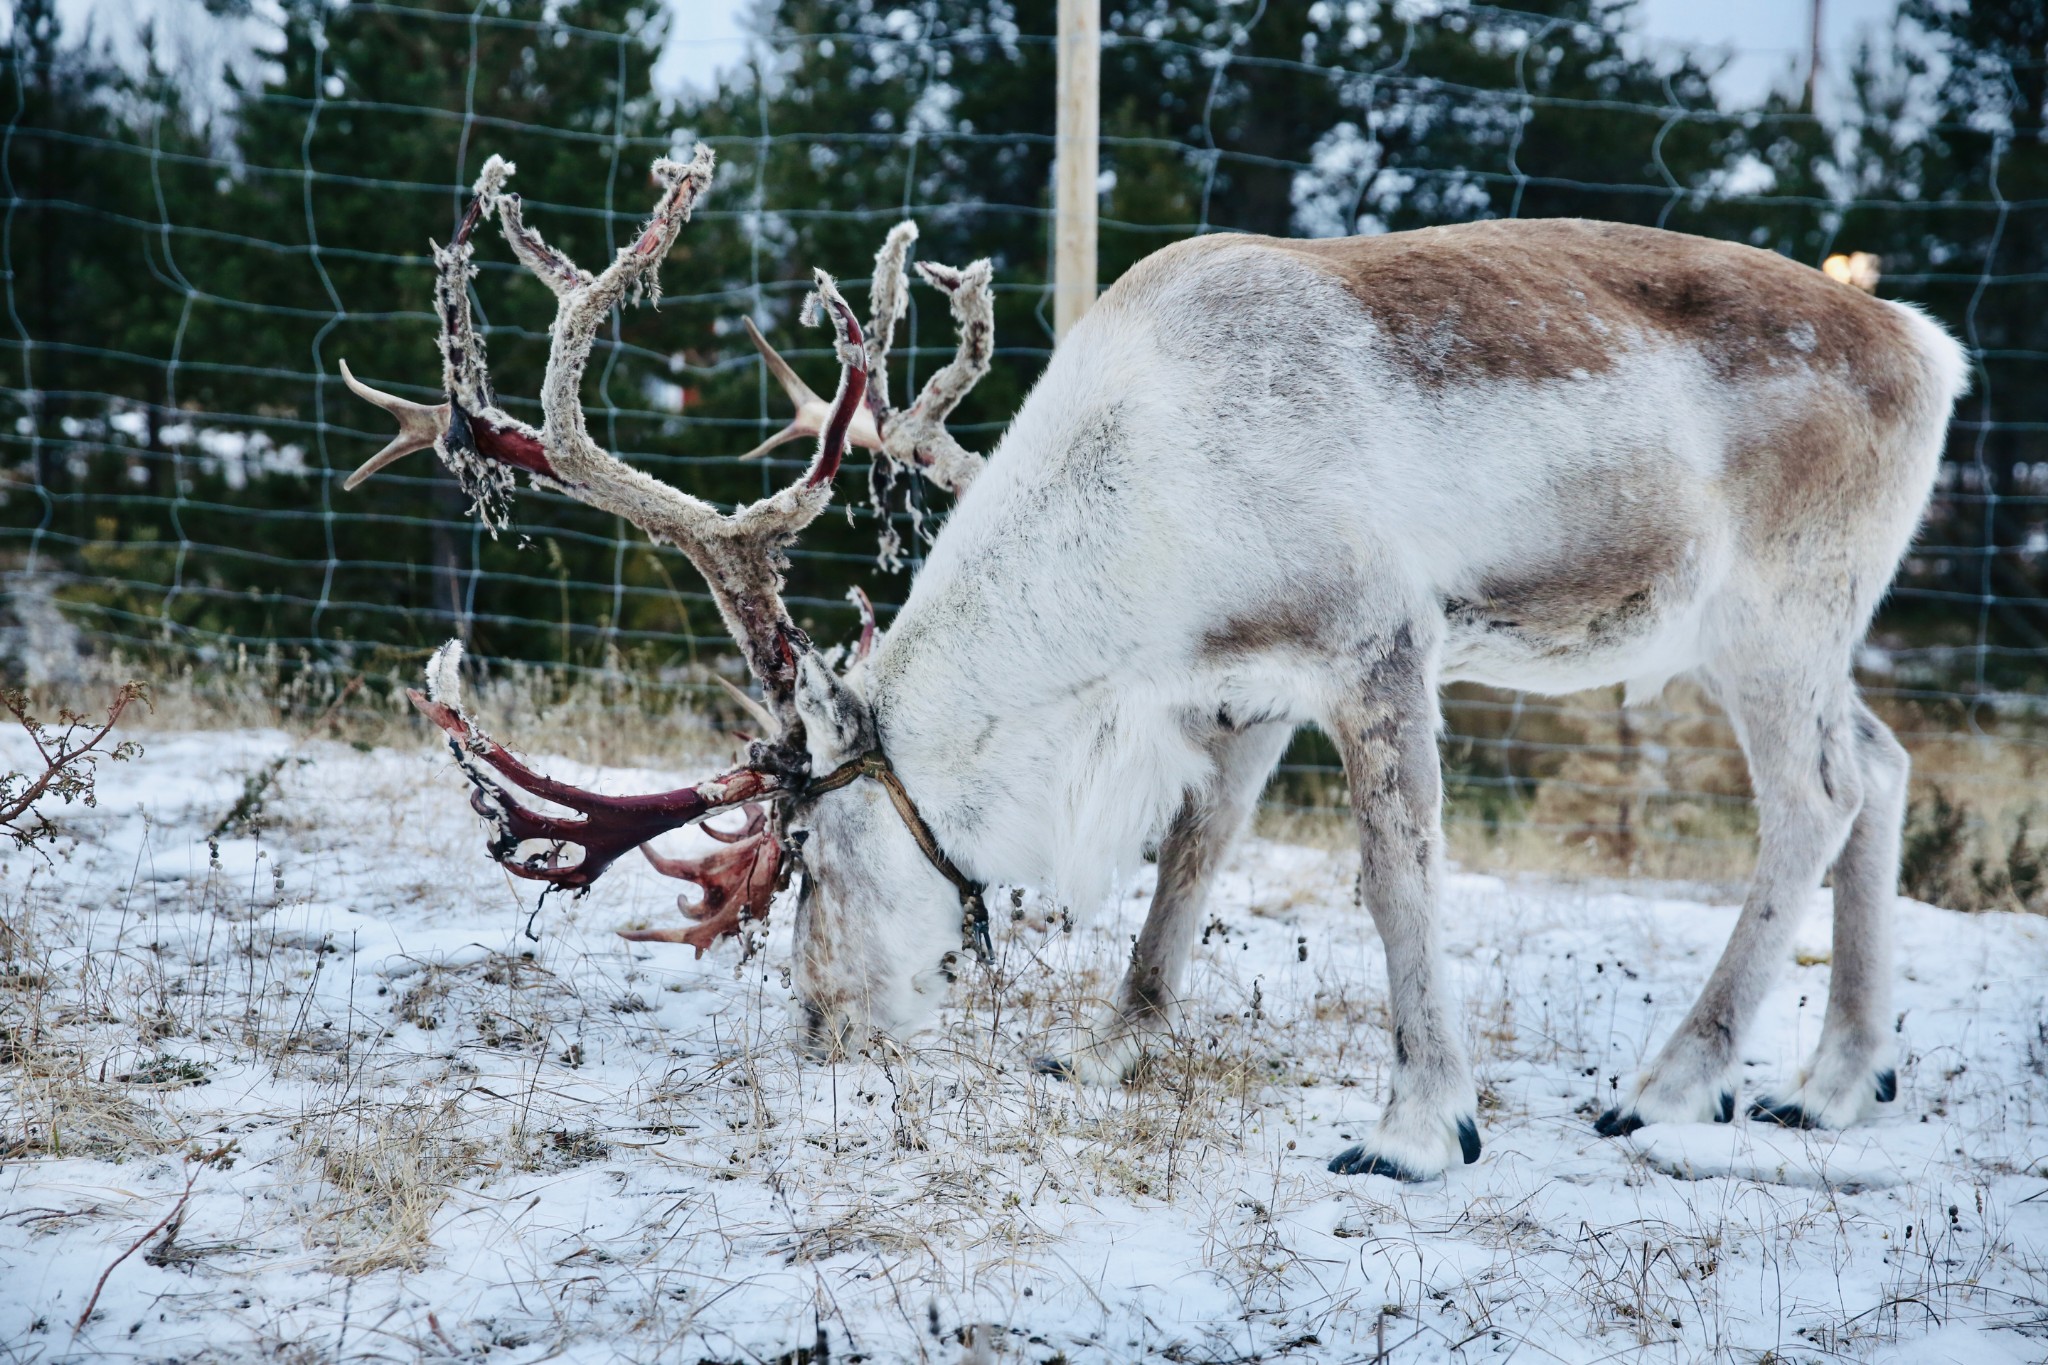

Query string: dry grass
15 635 2047 906
10 641 737 775
300 1096 482 1276
0 862 227 1165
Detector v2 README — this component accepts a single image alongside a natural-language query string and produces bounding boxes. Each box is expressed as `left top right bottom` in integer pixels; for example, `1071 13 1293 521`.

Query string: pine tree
4 0 2041 688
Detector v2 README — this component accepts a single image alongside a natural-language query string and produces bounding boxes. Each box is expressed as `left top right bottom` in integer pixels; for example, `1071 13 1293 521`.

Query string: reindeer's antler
626 806 783 957
848 585 878 663
342 149 866 738
739 220 994 502
342 151 873 949
875 249 996 497
410 643 786 894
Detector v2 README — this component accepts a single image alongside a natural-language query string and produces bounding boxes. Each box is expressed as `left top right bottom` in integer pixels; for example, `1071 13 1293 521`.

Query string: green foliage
114 1054 213 1087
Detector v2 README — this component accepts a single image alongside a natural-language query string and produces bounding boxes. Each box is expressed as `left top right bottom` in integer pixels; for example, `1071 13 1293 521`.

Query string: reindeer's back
1289 223 1920 408
1120 219 1948 411
1067 219 1965 693
1101 220 1961 543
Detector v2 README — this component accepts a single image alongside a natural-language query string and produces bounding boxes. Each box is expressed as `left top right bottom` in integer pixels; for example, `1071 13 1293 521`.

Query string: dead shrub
1901 785 2048 914
2 680 147 854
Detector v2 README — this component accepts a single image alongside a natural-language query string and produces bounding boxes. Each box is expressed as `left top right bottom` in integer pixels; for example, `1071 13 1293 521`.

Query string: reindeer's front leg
1038 722 1293 1083
1326 632 1481 1180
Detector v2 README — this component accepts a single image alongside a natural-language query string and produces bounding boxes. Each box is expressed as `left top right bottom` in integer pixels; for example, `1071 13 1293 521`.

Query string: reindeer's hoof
1326 1145 1431 1180
1030 1028 1146 1085
1457 1117 1482 1165
1748 1054 1898 1130
1748 1097 1822 1129
1593 1106 1646 1138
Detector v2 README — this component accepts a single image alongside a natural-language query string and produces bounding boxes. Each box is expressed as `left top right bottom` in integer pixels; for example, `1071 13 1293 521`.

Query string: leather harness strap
802 751 993 962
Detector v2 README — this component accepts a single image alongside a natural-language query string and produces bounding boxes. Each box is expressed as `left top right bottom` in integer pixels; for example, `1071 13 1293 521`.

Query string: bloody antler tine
803 275 869 490
464 778 586 849
849 586 877 662
452 193 487 248
638 841 708 883
628 820 782 957
698 805 768 845
408 689 619 818
406 672 786 893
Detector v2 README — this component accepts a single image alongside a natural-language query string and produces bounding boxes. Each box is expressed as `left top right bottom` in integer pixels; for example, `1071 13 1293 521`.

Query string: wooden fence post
1054 0 1100 341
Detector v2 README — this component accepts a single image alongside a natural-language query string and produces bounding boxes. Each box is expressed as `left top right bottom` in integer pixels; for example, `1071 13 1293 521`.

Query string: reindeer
341 149 1965 1180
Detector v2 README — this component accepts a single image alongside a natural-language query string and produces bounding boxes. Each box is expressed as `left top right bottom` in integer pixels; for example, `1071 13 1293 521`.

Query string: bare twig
2 681 148 851
72 1166 198 1335
309 674 365 734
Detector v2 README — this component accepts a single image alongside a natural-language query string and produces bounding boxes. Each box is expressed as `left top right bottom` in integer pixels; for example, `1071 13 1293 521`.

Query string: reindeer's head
776 654 978 1050
340 150 994 1054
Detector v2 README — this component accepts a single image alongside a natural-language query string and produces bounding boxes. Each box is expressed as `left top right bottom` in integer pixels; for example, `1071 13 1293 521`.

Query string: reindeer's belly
1441 595 1706 697
1436 514 1724 696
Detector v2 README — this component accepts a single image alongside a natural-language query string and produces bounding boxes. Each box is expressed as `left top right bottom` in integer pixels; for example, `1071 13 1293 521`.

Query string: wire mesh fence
3 0 2044 893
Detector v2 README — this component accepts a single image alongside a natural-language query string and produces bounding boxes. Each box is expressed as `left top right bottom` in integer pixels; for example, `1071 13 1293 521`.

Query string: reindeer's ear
795 652 875 770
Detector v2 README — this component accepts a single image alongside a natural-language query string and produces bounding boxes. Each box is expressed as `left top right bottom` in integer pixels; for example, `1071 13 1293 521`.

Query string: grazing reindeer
344 149 1964 1180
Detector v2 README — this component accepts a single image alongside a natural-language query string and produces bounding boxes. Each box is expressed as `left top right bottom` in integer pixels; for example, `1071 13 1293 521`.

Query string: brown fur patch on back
1156 221 1919 420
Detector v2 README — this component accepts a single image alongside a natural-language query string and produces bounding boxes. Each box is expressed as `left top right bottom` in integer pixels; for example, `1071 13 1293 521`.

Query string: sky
654 0 756 102
1633 0 1906 110
9 0 1914 122
651 0 1913 108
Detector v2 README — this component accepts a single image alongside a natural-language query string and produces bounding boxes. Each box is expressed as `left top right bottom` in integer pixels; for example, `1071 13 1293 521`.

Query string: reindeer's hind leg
1751 696 1907 1127
1325 632 1481 1181
1037 720 1293 1084
1597 657 1867 1136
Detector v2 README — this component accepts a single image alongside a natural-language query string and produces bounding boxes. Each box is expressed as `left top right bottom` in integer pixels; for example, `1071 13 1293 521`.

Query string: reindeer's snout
798 1000 857 1061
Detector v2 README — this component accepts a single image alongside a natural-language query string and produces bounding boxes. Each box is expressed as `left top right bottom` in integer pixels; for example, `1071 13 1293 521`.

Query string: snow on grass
1 729 2044 1362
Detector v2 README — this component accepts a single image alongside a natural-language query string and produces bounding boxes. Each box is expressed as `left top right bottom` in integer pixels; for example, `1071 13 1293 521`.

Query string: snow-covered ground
2 728 2044 1363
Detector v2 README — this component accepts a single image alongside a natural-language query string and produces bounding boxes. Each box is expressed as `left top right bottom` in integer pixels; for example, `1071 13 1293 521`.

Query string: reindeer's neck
860 357 1210 911
867 617 1203 913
